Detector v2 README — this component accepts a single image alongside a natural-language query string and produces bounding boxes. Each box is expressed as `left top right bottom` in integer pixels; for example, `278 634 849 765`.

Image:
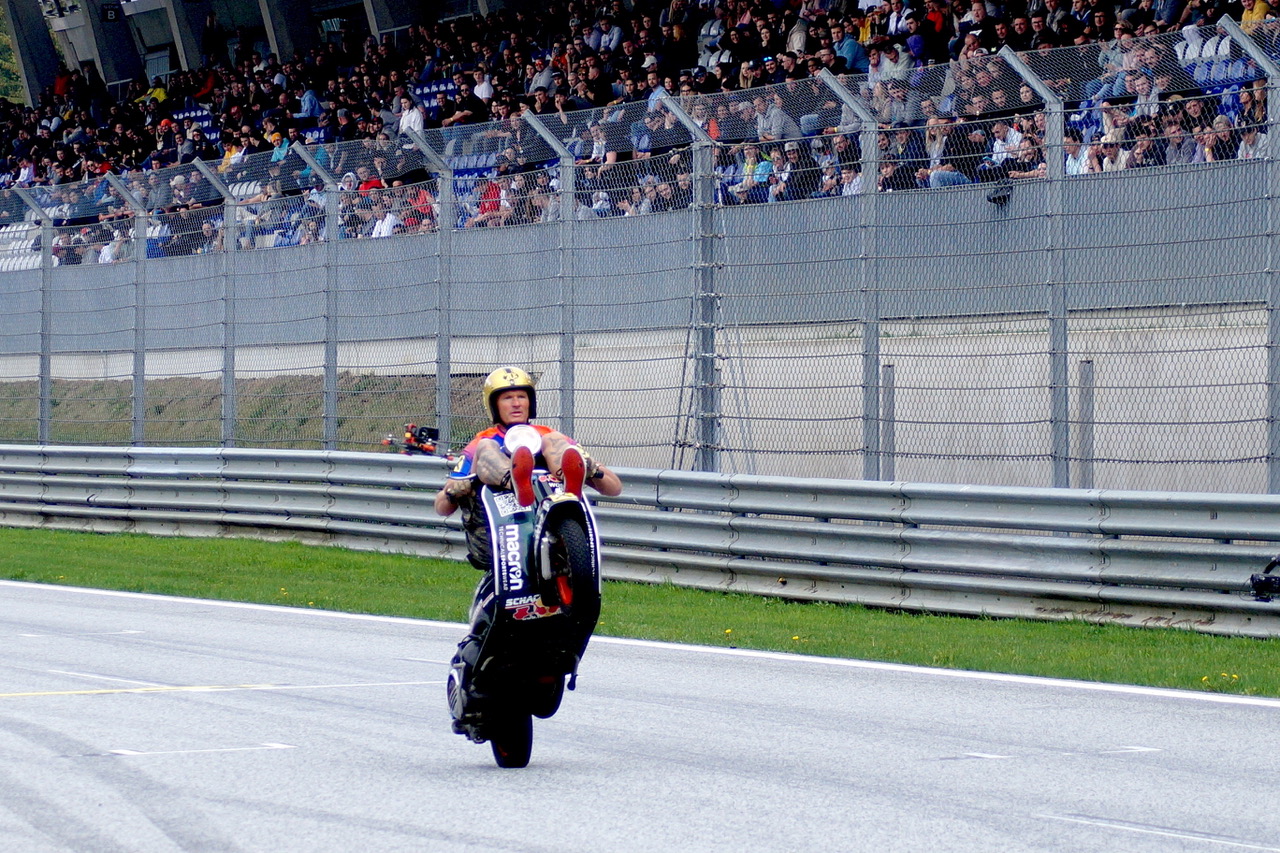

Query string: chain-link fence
4 19 1280 491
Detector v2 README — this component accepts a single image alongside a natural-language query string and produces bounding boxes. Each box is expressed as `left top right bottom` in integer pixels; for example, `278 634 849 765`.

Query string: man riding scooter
433 365 622 557
435 367 622 739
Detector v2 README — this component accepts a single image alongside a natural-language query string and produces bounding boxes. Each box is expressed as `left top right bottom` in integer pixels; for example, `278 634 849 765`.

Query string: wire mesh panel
46 247 137 445
140 253 226 446
331 223 443 452
1069 303 1266 493
880 313 1055 488
0 266 40 442
569 211 697 468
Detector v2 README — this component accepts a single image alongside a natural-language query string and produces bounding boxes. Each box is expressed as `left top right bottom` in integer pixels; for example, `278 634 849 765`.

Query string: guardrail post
293 145 342 449
407 130 456 450
1223 18 1280 492
105 174 149 446
194 161 239 447
1077 359 1095 490
881 363 896 481
1000 48 1069 487
524 114 578 435
14 188 52 444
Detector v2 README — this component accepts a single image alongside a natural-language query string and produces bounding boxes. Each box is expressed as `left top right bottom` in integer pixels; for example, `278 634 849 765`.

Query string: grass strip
0 527 1277 697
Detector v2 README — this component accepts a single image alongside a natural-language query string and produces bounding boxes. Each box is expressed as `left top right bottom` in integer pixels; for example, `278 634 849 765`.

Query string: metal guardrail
0 445 1277 638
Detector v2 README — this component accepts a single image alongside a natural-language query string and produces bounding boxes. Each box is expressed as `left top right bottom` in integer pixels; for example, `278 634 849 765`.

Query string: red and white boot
560 446 586 498
511 445 535 507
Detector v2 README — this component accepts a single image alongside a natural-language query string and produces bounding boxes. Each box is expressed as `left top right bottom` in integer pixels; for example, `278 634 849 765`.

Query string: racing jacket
449 423 562 571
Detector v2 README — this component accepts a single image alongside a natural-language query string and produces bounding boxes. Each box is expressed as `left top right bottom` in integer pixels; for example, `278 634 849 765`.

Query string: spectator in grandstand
917 116 982 186
975 117 1022 179
830 20 872 73
297 218 323 245
1029 12 1060 48
1206 114 1239 161
354 165 384 194
1237 81 1268 130
367 203 402 238
877 154 916 191
1237 121 1270 159
0 0 1266 231
616 184 652 216
754 93 801 144
1089 131 1131 171
1006 137 1047 178
887 122 927 169
186 170 219 208
886 0 915 37
1050 124 1082 175
769 140 822 201
881 78 925 126
727 140 772 204
395 95 425 138
169 173 195 208
465 173 515 228
1179 95 1212 132
1125 121 1163 167
1180 0 1236 26
833 162 865 195
1163 116 1198 166
952 0 999 57
193 219 222 254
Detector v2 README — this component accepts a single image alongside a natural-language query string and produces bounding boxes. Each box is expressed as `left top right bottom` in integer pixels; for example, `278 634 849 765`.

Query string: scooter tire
530 674 566 719
546 517 596 616
489 711 534 768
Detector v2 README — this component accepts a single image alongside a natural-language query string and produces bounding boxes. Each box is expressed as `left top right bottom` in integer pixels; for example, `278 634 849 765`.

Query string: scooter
445 425 602 768
382 423 451 458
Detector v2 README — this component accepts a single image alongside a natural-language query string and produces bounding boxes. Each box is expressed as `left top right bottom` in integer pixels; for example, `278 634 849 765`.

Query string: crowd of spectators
0 0 1275 259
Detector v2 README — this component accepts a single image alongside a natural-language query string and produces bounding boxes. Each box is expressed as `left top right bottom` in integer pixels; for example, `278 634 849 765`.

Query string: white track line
4 579 1279 710
1038 814 1280 851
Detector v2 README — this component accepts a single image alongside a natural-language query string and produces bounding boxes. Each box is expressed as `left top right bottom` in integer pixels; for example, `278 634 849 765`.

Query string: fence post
14 188 52 444
818 70 883 479
1223 18 1280 492
105 174 149 446
524 114 578 435
661 92 721 473
407 130 456 450
193 160 239 447
293 145 342 449
1001 47 1069 487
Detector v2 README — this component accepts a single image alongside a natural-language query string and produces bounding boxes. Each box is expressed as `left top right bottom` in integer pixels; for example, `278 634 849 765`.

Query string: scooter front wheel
489 711 533 768
544 516 595 613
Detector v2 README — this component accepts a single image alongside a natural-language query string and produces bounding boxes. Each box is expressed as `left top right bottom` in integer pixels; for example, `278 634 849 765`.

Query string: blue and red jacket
449 423 561 479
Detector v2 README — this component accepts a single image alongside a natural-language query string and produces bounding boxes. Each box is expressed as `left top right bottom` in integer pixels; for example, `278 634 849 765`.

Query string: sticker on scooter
493 492 523 516
509 601 563 621
500 524 524 592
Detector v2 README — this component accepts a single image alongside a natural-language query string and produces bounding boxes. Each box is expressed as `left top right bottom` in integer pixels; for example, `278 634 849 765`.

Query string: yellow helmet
482 366 537 424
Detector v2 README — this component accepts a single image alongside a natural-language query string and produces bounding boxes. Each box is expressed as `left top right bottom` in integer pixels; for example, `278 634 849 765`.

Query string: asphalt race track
0 579 1277 853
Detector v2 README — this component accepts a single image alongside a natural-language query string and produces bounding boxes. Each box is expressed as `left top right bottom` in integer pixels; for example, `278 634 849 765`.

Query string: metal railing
1 444 1277 638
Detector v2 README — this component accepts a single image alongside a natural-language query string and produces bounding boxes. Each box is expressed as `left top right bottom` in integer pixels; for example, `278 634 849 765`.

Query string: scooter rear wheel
489 711 533 768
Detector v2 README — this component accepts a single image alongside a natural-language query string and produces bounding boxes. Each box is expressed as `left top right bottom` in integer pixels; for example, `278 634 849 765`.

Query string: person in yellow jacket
135 76 169 104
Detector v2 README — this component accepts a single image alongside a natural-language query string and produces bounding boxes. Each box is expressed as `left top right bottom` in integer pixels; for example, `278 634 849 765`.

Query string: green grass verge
1 527 1277 697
